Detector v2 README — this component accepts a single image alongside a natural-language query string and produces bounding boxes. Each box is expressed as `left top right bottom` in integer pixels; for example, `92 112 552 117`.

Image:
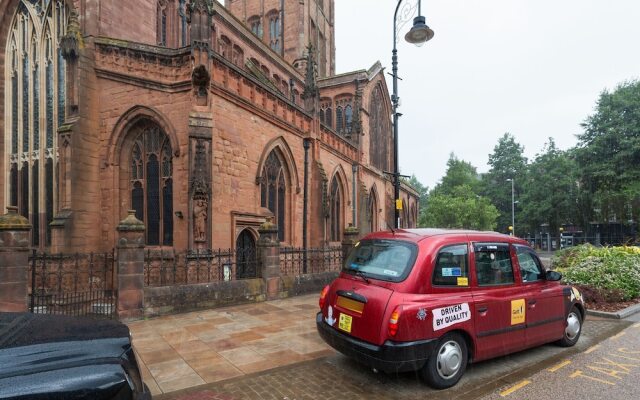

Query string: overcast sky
335 0 640 189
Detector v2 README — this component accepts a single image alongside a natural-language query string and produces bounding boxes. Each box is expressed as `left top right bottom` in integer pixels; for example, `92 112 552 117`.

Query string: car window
344 239 417 282
432 244 469 287
474 244 515 286
516 248 544 282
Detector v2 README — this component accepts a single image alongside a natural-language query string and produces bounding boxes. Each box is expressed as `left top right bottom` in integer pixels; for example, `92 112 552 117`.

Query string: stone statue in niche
193 198 208 242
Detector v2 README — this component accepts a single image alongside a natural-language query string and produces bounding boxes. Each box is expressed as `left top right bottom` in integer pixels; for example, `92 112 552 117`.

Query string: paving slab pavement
129 293 630 399
128 294 334 396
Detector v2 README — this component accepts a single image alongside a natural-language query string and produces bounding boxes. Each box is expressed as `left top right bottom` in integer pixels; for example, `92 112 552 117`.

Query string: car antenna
386 220 395 234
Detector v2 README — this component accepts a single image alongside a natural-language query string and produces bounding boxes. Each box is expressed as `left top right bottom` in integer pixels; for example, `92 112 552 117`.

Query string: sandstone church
0 0 419 255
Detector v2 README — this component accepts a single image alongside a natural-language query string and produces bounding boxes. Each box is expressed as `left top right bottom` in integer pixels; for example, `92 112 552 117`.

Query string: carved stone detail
189 136 212 248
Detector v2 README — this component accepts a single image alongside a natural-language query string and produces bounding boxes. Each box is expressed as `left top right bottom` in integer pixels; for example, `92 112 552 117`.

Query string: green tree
424 154 499 230
575 80 640 224
480 133 528 235
520 138 578 242
403 175 429 227
434 153 480 196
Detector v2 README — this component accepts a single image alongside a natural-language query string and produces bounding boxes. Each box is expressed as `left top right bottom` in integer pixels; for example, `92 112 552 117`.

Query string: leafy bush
552 244 640 300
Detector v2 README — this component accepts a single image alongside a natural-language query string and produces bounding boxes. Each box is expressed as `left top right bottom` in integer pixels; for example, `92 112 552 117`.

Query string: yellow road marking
548 360 571 372
570 370 616 385
585 345 600 354
499 380 531 397
611 331 626 340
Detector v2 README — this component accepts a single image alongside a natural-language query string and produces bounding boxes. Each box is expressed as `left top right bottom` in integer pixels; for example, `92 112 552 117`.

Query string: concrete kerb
587 302 640 320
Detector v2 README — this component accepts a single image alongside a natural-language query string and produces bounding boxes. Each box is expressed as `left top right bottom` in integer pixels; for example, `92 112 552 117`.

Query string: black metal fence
144 247 258 287
280 246 343 276
29 250 117 319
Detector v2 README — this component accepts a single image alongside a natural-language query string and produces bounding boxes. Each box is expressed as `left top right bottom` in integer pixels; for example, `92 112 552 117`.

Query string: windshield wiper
354 270 370 284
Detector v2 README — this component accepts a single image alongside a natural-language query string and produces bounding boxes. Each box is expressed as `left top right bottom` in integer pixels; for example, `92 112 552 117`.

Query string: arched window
260 151 287 241
330 176 342 241
368 188 378 233
319 109 325 125
178 0 188 46
325 107 332 129
268 11 281 52
219 36 231 59
336 106 343 134
130 122 173 246
248 15 263 39
5 1 67 247
345 104 353 133
369 85 391 171
157 1 167 46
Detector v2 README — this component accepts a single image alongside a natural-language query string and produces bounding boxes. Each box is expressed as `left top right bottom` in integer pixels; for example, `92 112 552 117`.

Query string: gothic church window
178 0 188 46
260 150 287 241
268 11 281 53
5 1 67 247
336 107 343 134
330 176 342 241
249 15 263 39
129 122 174 246
369 85 391 172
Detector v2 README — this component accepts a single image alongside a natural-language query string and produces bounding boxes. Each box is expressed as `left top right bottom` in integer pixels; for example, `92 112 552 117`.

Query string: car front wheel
557 306 582 347
420 332 468 389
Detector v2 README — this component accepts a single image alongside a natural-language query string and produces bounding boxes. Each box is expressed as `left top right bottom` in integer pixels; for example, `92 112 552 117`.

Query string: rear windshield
343 239 418 282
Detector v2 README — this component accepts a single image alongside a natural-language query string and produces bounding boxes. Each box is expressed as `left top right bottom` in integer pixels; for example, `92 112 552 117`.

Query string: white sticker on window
383 269 399 276
432 303 471 331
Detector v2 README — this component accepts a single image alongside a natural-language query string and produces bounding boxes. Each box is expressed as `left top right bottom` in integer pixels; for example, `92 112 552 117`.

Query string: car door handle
528 300 537 305
477 307 488 313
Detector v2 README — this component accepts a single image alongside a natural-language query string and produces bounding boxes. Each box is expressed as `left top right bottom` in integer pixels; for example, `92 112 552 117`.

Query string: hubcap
436 340 462 379
565 312 581 340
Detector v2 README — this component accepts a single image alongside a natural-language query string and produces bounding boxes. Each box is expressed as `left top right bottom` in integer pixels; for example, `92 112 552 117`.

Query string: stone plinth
257 221 281 300
342 225 360 262
0 206 32 312
116 210 145 320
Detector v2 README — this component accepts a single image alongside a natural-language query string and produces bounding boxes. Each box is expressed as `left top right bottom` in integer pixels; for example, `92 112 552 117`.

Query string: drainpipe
352 163 358 227
280 0 285 57
303 138 311 273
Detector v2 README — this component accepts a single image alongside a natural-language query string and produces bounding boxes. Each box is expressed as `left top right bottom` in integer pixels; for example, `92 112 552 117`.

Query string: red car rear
316 229 585 389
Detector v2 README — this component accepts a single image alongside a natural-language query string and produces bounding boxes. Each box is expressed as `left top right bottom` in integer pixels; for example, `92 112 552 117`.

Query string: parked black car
0 312 151 399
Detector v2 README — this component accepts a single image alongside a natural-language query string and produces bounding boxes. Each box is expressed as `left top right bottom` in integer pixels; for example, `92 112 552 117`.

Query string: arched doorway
236 229 257 279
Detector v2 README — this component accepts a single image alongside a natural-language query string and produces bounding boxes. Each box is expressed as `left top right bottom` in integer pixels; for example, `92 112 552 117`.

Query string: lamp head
405 16 434 46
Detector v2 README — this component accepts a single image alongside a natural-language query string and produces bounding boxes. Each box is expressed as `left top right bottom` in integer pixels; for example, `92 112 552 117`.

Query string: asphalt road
159 317 630 400
481 320 640 400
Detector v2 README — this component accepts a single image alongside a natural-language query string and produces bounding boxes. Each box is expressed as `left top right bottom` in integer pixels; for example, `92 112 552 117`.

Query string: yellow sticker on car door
511 299 525 325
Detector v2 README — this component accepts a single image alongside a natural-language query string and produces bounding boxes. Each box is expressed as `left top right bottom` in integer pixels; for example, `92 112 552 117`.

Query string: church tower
225 0 335 77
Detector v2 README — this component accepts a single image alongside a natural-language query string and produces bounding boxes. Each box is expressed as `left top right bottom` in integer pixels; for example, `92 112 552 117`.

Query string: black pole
392 1 403 229
303 138 311 273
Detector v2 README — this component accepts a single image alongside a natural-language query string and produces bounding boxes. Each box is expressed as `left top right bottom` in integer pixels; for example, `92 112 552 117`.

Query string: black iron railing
29 250 117 318
280 246 343 276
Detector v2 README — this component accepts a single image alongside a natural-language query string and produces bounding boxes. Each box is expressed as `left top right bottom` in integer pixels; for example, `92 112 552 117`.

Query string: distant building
0 0 419 254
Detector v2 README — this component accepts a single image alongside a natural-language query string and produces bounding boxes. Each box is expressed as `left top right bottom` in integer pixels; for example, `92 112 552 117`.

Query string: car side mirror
546 270 562 281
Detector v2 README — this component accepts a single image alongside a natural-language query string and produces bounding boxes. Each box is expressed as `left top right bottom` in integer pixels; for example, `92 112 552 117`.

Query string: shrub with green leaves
552 244 640 300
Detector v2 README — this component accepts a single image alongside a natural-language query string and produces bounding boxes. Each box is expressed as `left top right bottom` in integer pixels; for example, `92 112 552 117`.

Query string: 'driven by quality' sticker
432 303 470 331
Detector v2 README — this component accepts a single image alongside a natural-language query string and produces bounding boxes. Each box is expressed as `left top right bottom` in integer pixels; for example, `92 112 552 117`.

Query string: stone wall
143 271 336 317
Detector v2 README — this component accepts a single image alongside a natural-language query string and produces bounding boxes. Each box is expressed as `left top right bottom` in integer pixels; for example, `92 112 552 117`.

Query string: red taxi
316 229 585 389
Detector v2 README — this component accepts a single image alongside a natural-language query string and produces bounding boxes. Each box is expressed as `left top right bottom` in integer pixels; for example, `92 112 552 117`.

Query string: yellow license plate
337 296 364 314
338 313 353 333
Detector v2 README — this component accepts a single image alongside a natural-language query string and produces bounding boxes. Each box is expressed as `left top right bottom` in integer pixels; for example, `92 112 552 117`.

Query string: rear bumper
316 312 437 373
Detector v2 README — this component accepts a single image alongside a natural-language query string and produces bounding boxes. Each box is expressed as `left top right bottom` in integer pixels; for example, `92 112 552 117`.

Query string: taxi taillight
388 306 402 337
319 285 330 310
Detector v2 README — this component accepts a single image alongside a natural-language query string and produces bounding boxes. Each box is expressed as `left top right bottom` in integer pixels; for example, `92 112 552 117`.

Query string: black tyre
557 306 582 347
420 332 468 389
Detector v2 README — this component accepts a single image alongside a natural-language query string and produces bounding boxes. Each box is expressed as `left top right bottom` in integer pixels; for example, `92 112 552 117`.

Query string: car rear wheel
420 332 468 389
557 306 582 347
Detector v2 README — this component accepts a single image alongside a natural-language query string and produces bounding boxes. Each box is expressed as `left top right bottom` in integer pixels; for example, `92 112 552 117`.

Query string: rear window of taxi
343 239 418 282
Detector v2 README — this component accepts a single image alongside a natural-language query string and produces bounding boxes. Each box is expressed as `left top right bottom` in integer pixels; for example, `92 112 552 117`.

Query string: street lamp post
392 0 434 228
506 178 515 236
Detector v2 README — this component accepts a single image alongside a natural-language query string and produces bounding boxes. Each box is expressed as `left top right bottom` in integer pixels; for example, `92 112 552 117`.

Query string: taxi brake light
388 306 402 337
319 285 330 310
